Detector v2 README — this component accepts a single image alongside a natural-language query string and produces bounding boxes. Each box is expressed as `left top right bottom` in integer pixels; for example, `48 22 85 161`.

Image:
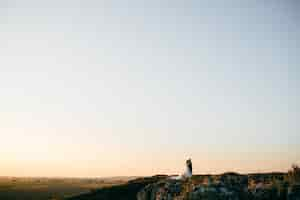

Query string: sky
0 0 299 177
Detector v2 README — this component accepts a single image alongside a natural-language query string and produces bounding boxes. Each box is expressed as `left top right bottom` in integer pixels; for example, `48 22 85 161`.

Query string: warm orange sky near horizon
1 0 299 177
1 127 299 177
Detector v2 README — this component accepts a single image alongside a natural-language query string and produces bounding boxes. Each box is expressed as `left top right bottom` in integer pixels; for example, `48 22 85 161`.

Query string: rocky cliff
137 173 300 200
68 173 300 200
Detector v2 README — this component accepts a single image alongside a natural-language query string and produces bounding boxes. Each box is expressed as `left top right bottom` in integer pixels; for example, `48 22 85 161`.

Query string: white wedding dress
170 159 192 180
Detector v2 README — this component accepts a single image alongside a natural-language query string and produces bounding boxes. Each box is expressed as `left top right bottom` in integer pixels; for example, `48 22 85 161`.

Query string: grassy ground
0 176 133 200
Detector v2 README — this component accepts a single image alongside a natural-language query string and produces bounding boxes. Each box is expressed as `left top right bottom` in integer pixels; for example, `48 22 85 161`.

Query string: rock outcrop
288 184 300 200
68 172 300 200
137 173 297 200
137 179 183 200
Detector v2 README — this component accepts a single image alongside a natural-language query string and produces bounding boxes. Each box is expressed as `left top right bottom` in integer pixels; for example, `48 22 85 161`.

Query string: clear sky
0 0 299 177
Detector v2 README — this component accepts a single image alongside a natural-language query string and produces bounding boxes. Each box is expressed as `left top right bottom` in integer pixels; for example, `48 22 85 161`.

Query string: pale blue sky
0 0 299 177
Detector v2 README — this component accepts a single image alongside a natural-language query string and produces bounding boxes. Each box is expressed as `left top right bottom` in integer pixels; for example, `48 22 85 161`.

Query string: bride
170 158 192 180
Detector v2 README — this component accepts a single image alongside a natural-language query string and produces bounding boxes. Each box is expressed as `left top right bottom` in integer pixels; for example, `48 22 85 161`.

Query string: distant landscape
0 176 134 200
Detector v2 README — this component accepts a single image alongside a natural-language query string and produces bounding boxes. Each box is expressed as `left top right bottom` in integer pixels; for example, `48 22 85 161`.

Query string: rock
137 179 242 200
249 186 278 200
189 185 239 200
288 184 300 200
137 179 183 200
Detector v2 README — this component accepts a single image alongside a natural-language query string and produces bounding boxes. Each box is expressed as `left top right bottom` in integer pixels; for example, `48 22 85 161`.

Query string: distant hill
67 175 168 200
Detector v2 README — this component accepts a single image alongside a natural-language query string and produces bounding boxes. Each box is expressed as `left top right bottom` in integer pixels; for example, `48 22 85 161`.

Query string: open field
0 176 134 200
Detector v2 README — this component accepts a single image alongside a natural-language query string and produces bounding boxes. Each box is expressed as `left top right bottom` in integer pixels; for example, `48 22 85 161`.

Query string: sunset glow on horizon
0 0 299 177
